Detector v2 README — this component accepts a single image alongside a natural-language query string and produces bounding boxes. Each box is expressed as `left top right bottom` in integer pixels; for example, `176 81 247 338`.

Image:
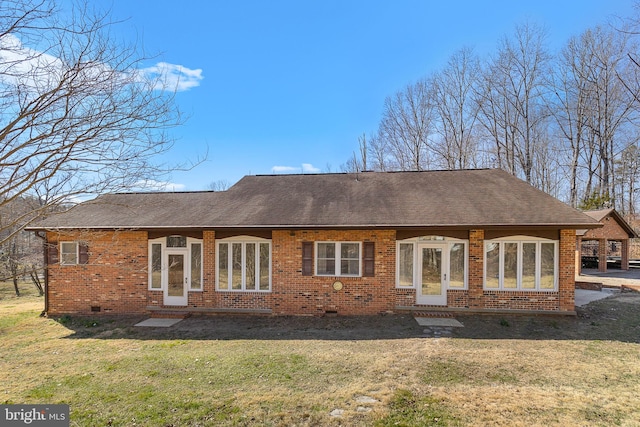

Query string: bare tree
208 180 232 191
477 22 552 184
0 195 44 295
616 145 640 216
367 133 390 172
378 78 436 171
585 27 636 207
432 47 482 169
553 26 637 209
0 0 185 244
548 32 593 207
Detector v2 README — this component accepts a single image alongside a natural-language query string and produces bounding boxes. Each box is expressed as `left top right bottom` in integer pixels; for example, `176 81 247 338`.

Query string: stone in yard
355 396 379 404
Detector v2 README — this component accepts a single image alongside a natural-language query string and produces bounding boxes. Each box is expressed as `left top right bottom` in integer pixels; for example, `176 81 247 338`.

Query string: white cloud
271 166 299 173
271 163 321 174
134 180 186 192
302 163 321 173
0 34 203 94
0 34 63 90
138 62 203 92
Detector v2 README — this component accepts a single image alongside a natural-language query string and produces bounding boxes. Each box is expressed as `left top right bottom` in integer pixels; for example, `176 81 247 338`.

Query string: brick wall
46 230 148 315
468 229 485 309
268 229 396 315
45 227 577 316
559 229 576 312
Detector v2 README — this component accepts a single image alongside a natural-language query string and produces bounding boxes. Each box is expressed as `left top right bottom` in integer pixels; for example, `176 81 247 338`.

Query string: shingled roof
578 208 638 238
28 169 600 230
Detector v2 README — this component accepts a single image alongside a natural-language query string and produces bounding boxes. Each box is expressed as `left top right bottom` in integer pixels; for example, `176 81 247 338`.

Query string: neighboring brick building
576 208 638 274
28 169 600 317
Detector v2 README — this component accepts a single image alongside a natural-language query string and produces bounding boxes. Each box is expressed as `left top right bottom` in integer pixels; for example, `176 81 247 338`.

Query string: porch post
576 236 583 276
598 238 607 272
559 229 576 312
468 229 484 309
621 239 630 270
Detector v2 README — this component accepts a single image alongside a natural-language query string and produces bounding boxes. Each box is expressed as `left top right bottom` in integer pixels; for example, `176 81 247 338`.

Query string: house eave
27 222 603 231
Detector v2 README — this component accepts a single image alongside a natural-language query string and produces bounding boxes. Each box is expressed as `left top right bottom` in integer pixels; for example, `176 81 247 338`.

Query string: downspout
35 231 48 317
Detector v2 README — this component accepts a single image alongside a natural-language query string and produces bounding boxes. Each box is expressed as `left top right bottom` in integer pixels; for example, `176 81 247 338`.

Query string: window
398 243 414 287
396 237 468 289
190 242 202 290
315 242 361 277
60 242 78 265
59 242 88 265
167 235 187 248
150 243 162 289
484 238 558 291
449 243 466 288
217 239 271 291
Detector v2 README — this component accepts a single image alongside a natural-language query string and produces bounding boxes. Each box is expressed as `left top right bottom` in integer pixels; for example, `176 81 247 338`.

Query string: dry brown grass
1 284 639 426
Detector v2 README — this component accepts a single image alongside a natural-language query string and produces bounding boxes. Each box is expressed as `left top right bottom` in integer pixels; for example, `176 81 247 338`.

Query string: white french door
416 244 447 306
163 249 188 306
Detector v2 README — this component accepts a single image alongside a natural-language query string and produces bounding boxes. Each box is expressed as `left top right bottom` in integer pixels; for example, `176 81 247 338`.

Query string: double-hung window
316 242 361 277
217 238 271 291
60 242 79 265
59 242 89 265
484 238 557 291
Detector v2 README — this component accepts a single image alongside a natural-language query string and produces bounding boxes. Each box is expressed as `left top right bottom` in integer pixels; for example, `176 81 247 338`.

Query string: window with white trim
150 242 162 289
60 242 79 265
216 238 271 291
315 242 361 277
484 237 557 291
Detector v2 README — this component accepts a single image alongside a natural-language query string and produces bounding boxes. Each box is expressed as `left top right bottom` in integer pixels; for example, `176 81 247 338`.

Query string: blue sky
97 0 636 190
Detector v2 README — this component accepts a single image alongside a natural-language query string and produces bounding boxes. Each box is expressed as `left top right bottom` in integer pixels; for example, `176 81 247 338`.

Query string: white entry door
163 250 188 306
417 244 447 306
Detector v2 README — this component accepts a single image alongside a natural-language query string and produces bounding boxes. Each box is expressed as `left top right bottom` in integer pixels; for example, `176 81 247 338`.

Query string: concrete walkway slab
135 318 183 327
575 288 618 307
414 317 464 327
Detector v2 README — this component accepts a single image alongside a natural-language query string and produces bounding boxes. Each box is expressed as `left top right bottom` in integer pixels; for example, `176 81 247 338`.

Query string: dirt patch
54 292 640 344
615 295 640 304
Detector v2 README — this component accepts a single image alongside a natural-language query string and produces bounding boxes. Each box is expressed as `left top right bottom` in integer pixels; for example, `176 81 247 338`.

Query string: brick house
28 169 600 317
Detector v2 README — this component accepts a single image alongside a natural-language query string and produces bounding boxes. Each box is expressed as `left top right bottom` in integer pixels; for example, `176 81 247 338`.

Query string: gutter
34 231 48 317
26 222 603 231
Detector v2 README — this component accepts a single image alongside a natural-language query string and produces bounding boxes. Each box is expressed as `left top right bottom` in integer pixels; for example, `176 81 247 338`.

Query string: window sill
483 288 558 292
216 289 272 293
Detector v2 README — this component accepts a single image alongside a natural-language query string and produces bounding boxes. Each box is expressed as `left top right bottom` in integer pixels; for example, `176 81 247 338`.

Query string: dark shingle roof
28 169 600 230
578 208 638 238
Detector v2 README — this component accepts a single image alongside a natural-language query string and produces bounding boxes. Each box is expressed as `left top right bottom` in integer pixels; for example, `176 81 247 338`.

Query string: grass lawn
1 283 639 426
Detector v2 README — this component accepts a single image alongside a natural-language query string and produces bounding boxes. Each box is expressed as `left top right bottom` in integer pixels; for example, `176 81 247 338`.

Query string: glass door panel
422 247 442 295
164 251 188 306
417 245 446 305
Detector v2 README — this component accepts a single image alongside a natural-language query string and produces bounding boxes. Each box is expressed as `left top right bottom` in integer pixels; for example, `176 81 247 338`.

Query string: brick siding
46 230 148 315
45 228 577 316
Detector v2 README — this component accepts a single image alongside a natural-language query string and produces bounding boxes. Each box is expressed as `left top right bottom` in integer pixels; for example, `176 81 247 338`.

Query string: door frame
163 248 189 306
416 243 448 306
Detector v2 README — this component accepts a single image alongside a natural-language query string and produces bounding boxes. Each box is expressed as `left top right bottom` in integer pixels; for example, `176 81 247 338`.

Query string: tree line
342 15 640 217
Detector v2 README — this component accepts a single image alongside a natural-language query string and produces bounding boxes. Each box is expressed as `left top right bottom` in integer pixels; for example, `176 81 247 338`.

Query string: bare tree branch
0 0 188 243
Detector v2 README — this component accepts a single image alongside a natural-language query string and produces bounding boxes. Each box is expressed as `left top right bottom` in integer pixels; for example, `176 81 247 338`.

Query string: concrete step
149 311 191 319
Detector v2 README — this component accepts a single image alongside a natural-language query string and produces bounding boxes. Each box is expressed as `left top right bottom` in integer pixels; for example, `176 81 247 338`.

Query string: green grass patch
374 389 457 426
422 359 519 386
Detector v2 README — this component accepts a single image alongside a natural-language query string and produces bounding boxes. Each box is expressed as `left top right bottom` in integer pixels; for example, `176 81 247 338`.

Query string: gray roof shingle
28 169 600 230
